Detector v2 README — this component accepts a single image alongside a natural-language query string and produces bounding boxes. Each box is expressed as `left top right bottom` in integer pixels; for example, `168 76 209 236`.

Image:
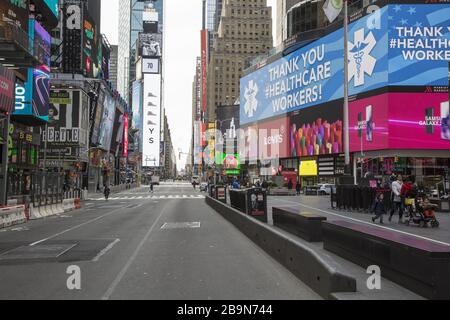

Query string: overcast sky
101 0 277 171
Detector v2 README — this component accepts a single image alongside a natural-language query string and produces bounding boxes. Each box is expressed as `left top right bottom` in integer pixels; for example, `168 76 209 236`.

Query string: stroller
404 193 439 228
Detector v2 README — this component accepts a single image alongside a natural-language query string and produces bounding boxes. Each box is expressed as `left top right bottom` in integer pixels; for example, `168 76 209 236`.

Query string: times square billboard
240 3 450 126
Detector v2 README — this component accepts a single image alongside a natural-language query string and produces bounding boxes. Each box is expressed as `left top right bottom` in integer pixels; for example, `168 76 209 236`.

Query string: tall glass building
118 0 164 102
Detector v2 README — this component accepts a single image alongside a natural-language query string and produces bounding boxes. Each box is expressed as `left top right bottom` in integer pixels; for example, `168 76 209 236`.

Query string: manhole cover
161 222 201 230
0 244 77 261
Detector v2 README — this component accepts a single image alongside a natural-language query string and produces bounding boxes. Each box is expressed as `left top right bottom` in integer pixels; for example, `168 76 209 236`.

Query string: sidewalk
267 195 450 246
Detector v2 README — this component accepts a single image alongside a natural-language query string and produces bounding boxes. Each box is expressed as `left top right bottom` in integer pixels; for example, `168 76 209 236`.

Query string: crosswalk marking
88 195 206 201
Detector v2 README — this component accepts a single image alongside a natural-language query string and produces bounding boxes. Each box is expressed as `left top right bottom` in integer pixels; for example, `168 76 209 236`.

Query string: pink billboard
349 94 389 152
258 117 290 159
389 92 449 150
350 92 450 152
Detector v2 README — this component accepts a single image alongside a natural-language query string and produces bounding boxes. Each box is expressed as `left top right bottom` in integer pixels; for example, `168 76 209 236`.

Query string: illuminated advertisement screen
83 11 102 78
142 74 161 167
349 91 450 152
218 154 241 170
32 68 50 121
240 4 450 125
290 101 343 157
258 116 290 159
98 94 116 151
132 81 142 151
299 160 318 177
44 0 59 19
33 20 51 67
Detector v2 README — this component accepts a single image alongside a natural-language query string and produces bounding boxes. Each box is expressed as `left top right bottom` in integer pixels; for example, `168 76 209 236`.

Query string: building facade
206 0 273 121
109 45 118 90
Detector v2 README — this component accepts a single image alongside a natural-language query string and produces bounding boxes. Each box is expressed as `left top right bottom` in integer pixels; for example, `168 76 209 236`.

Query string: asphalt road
0 183 320 300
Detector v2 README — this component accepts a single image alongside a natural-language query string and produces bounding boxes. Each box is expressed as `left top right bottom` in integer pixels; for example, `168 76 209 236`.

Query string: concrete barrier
62 199 75 212
7 199 18 206
29 204 42 220
0 206 27 229
205 196 356 299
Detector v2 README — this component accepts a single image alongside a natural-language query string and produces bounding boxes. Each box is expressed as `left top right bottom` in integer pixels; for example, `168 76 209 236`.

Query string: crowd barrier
0 205 27 229
331 185 391 212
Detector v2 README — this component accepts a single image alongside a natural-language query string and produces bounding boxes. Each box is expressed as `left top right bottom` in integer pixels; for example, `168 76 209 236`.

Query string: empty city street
0 183 319 300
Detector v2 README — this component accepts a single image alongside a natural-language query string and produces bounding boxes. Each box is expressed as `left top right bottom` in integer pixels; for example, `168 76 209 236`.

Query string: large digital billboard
14 67 49 122
98 93 116 152
388 4 450 86
45 89 89 147
142 74 161 167
290 101 343 157
240 4 450 125
258 116 291 160
83 11 102 79
0 65 16 114
138 33 162 57
132 81 143 152
349 91 450 152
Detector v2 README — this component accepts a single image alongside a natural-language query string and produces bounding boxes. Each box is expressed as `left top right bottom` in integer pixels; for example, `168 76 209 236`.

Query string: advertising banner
63 0 83 74
98 93 116 151
14 68 48 122
83 10 102 79
258 116 291 160
142 58 160 74
0 0 29 32
138 33 162 57
32 20 51 67
201 29 208 114
290 101 343 157
389 92 450 149
45 89 89 147
90 85 105 146
32 67 50 121
44 0 59 19
240 4 450 125
388 4 450 86
142 74 161 167
194 121 203 165
349 94 389 152
123 113 129 158
131 81 142 152
349 91 450 151
0 65 16 114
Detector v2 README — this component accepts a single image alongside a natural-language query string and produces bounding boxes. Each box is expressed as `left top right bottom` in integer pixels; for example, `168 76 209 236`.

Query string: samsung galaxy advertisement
240 4 450 125
142 74 161 168
350 92 450 152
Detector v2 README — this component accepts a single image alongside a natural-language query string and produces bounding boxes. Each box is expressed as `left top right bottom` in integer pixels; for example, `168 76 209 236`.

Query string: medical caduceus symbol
348 28 377 87
244 80 259 118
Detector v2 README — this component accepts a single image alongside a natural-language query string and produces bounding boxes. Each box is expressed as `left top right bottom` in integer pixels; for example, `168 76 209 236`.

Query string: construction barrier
29 204 42 220
74 198 81 209
62 199 75 212
0 206 27 229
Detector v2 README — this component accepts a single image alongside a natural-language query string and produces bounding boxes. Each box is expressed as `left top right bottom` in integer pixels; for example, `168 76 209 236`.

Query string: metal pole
43 123 48 204
343 0 351 175
0 114 10 205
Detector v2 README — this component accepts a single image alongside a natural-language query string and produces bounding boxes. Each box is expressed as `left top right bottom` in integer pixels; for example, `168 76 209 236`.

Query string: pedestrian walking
389 175 403 223
149 182 154 193
372 193 386 224
296 181 301 195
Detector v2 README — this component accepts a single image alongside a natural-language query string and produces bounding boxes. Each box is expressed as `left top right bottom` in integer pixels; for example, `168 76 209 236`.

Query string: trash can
246 188 268 223
215 185 227 204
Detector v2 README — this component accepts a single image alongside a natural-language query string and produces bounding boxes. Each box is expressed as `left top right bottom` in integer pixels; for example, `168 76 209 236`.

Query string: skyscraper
118 0 164 102
206 0 273 119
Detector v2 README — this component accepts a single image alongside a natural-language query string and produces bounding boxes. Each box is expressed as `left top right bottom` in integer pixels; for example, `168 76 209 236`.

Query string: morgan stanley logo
348 28 377 87
244 80 259 118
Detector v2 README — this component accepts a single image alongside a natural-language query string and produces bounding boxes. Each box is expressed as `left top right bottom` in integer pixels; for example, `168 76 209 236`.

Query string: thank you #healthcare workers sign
240 4 450 125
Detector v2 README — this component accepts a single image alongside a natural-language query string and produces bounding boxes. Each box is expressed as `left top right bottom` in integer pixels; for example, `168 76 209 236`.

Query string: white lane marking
101 203 171 300
271 197 450 247
29 206 127 247
92 239 121 262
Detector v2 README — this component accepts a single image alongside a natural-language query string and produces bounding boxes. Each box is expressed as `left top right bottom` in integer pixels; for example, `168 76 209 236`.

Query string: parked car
200 182 208 192
318 184 335 195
